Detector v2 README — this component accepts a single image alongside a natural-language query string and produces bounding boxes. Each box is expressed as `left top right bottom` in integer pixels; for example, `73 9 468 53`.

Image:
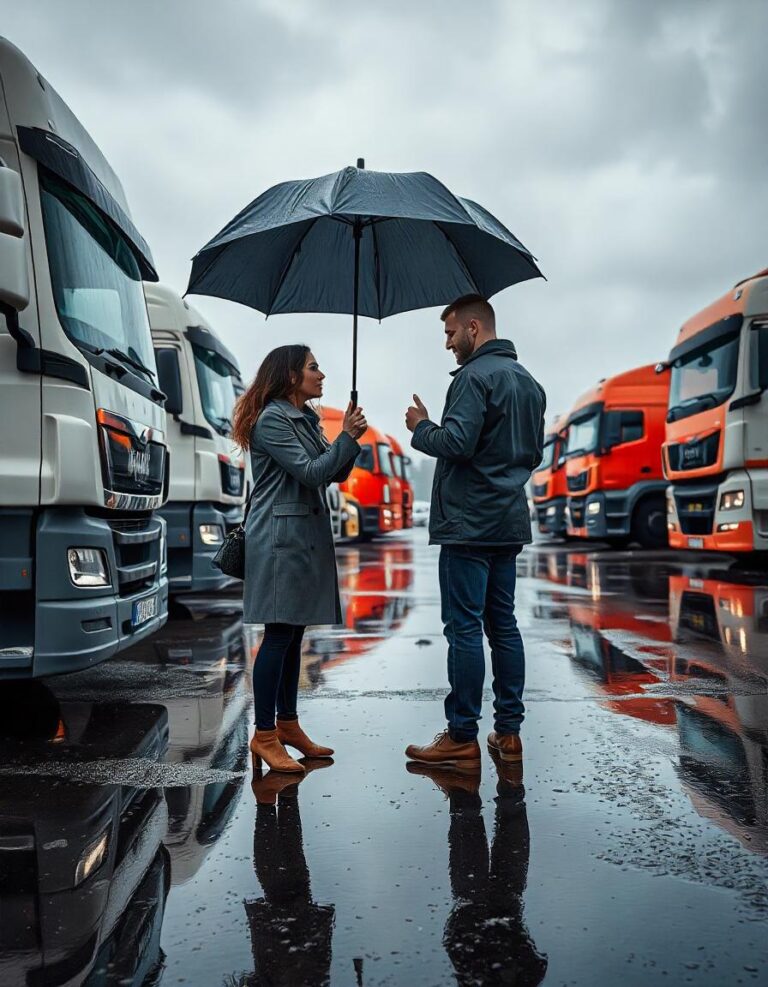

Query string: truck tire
632 496 668 549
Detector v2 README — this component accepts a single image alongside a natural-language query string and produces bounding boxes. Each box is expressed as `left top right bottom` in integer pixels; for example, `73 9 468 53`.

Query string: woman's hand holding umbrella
342 401 367 440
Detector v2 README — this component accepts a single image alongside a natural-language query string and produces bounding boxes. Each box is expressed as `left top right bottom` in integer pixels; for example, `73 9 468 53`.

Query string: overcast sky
3 0 767 448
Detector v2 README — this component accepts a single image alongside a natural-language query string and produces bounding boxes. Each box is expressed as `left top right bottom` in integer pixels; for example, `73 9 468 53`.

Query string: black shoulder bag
212 487 255 580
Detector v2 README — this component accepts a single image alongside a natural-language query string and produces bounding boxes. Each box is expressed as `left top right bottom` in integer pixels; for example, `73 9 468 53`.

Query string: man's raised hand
405 394 429 433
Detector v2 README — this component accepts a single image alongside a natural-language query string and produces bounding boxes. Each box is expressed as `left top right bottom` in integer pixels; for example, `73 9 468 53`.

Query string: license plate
688 537 704 549
132 594 158 628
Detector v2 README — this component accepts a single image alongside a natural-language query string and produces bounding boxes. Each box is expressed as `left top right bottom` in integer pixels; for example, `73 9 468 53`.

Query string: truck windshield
377 444 396 476
565 413 600 457
39 170 155 376
192 343 239 435
538 438 556 470
668 333 740 422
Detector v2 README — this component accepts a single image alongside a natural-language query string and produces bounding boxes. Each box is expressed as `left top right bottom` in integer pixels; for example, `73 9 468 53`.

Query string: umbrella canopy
187 162 543 401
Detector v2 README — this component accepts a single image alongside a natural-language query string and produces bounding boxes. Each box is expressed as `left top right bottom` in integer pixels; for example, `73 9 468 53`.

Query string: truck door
0 141 41 509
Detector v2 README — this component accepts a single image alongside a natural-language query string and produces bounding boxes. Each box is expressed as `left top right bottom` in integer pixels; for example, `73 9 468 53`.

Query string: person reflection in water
243 763 335 987
409 757 548 986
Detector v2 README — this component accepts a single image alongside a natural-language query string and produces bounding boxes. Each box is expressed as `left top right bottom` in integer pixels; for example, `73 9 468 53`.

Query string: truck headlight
199 523 224 546
74 829 109 886
546 506 557 517
719 489 744 511
587 501 601 515
67 548 110 587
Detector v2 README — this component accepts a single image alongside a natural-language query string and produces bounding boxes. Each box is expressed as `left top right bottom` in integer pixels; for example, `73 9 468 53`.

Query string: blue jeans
439 544 525 741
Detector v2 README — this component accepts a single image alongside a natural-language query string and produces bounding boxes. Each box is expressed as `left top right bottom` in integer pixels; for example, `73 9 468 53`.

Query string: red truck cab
531 415 569 537
321 407 396 538
386 434 413 529
563 364 670 547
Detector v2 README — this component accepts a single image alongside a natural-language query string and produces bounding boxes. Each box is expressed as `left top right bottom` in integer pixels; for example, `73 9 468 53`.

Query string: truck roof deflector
17 126 158 281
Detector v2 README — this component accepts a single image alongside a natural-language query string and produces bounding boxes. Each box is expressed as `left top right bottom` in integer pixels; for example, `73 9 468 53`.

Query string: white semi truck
0 39 168 677
145 283 246 594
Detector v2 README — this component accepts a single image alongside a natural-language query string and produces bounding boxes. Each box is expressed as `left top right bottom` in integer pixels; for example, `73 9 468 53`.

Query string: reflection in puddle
528 547 768 856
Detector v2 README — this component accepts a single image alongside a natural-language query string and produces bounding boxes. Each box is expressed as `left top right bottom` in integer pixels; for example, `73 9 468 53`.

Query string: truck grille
532 482 548 498
667 432 720 472
567 471 589 493
569 497 586 527
673 484 718 536
219 460 245 497
108 518 162 597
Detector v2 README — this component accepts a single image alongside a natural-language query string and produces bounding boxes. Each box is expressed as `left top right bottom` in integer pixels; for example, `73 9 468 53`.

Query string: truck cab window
39 170 155 375
377 444 395 476
191 343 238 436
668 331 740 421
355 446 374 471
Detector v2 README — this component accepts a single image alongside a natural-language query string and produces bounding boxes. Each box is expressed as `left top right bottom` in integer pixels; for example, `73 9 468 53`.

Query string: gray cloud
2 0 766 440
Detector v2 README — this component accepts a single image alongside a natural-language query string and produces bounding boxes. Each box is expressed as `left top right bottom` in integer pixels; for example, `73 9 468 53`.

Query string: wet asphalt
1 530 767 986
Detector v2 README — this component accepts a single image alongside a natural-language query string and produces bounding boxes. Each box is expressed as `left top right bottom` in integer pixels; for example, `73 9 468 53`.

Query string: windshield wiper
667 392 719 421
106 347 156 380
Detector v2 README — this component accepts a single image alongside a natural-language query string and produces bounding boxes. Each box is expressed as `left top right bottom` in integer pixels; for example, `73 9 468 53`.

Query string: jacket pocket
272 502 310 549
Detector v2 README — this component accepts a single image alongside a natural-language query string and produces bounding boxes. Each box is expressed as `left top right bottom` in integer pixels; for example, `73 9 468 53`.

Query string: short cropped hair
440 293 495 328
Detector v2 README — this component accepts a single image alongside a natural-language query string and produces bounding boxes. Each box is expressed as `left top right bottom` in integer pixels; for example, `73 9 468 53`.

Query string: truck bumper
535 497 567 536
160 501 244 594
567 491 631 539
361 505 395 536
0 508 168 679
668 469 768 552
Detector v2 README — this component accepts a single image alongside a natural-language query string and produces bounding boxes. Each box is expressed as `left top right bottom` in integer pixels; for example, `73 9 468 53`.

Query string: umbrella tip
356 157 365 169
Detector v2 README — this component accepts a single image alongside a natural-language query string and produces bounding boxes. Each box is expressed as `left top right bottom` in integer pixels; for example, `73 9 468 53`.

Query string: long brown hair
231 344 310 450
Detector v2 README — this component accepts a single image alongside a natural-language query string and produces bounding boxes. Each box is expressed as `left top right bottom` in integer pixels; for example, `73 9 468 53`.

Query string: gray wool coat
243 399 359 626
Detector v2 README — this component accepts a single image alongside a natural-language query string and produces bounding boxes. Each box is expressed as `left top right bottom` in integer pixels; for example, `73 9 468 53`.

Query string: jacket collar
449 338 518 376
270 398 320 422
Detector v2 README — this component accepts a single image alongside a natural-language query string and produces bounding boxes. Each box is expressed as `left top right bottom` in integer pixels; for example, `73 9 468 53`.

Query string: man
404 294 546 768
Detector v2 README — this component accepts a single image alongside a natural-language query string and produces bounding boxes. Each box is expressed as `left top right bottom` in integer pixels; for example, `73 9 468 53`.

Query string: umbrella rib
266 218 321 317
370 218 383 322
435 224 480 294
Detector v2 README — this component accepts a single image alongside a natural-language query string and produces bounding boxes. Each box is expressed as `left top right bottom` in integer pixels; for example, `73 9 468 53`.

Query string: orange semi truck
563 364 670 548
531 415 569 537
321 407 397 538
663 270 768 554
387 434 413 529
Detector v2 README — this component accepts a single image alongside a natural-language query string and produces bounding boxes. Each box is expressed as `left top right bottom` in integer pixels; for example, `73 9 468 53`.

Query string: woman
232 345 367 773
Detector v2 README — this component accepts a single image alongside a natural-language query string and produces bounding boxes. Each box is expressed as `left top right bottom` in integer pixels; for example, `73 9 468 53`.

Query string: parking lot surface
1 530 766 985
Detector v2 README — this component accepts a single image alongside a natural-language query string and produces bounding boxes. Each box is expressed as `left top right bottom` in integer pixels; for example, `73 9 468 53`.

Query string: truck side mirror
0 165 30 314
155 348 183 415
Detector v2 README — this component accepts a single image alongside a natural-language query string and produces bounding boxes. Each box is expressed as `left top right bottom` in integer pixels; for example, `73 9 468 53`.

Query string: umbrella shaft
351 220 362 407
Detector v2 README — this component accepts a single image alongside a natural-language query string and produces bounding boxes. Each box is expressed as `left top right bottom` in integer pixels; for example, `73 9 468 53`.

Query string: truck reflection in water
408 758 547 986
118 614 251 885
669 575 768 855
530 550 768 856
0 687 170 986
241 765 335 987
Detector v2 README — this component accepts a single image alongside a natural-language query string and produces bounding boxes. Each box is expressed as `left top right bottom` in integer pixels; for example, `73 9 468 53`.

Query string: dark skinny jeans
253 623 305 731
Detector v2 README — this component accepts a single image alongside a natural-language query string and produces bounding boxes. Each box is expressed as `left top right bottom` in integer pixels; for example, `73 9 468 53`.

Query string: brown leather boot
487 731 523 762
276 719 334 758
250 729 305 774
405 730 481 768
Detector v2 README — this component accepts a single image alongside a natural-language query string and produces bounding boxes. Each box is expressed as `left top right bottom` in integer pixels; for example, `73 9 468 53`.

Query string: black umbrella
187 160 543 404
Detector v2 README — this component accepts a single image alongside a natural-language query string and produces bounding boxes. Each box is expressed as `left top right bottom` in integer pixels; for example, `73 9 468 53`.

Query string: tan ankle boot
276 719 334 758
250 729 305 774
405 730 481 768
487 731 523 762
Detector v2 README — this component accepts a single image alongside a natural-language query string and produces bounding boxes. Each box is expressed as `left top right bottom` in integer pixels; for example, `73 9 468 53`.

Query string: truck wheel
632 496 668 549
